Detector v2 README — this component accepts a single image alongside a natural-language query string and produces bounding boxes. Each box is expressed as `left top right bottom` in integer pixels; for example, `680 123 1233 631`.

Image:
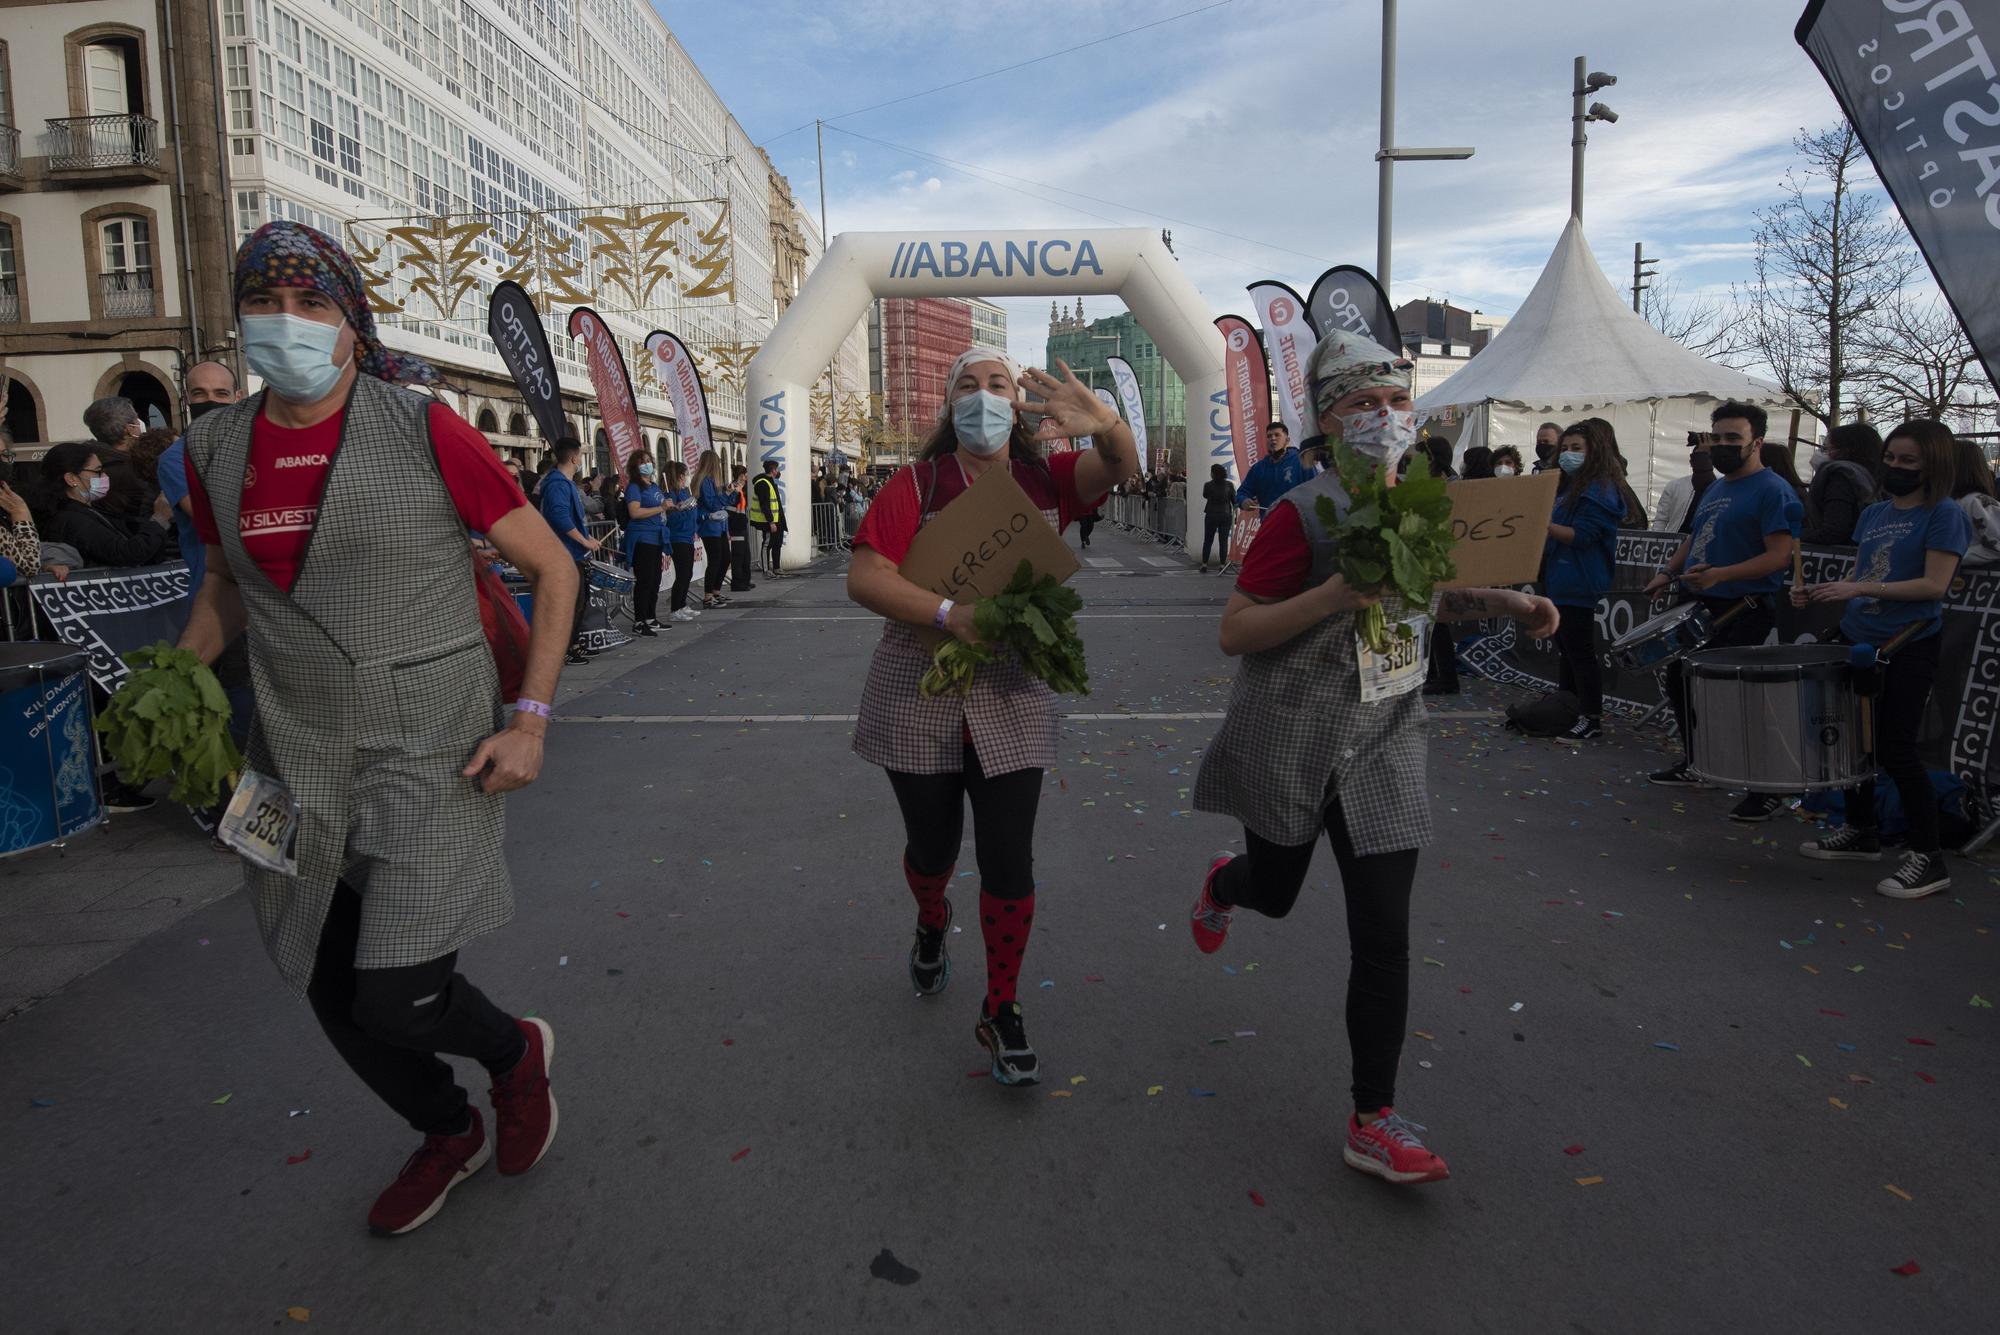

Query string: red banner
1227 506 1261 565
567 306 643 475
1214 313 1269 482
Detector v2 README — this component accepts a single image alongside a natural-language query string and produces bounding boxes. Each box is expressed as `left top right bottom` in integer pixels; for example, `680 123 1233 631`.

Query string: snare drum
1684 645 1867 793
1605 602 1713 672
587 560 634 596
0 645 103 857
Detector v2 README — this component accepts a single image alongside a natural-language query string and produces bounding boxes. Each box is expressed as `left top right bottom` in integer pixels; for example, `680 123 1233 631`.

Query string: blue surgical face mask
639 463 655 478
952 390 1015 456
1559 449 1586 474
241 313 350 403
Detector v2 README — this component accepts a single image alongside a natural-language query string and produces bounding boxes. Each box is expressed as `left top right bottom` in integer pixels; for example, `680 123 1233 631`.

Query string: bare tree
1849 288 1995 425
1733 123 1918 428
1642 273 1740 362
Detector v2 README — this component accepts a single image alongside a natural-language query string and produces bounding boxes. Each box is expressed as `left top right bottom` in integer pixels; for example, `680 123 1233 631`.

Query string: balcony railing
0 125 20 178
101 270 156 319
45 114 160 171
0 276 18 325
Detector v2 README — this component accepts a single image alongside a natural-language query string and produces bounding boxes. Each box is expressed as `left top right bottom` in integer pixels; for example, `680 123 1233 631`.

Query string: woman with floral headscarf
1188 331 1558 1185
175 222 578 1236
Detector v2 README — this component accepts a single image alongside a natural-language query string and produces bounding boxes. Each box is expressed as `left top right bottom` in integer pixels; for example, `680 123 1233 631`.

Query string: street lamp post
1571 58 1620 224
1375 0 1476 301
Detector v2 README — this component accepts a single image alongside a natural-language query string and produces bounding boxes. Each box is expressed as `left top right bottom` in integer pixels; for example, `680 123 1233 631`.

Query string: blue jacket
539 470 590 559
697 478 730 539
1542 479 1621 608
1235 448 1310 509
664 487 698 544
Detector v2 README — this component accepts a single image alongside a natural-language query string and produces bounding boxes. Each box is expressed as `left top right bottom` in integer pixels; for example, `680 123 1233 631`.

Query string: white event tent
1417 220 1793 514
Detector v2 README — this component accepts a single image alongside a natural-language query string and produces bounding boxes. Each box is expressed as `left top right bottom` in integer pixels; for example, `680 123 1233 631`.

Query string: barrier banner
1305 265 1399 350
1227 506 1261 565
1796 0 2000 389
1214 314 1270 481
28 564 193 692
644 330 715 584
567 306 643 475
1106 356 1150 473
487 282 565 443
1247 281 1318 443
1458 531 2000 788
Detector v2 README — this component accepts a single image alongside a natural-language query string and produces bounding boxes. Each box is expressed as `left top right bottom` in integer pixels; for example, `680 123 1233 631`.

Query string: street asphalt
2 523 1995 1333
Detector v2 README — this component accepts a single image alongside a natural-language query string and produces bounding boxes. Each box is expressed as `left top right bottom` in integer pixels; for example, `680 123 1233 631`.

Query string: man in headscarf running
176 222 580 1236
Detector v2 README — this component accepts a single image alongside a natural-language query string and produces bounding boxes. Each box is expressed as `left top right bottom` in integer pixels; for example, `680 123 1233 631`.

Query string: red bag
473 556 531 703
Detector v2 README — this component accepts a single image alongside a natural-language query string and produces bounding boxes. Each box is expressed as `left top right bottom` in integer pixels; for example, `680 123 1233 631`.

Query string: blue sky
659 0 1848 366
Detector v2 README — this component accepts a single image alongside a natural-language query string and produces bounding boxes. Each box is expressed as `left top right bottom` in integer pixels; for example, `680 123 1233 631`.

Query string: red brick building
875 297 975 442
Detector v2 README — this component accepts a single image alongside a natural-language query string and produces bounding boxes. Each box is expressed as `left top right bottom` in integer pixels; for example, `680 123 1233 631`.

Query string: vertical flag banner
1106 356 1150 472
1213 314 1270 481
1305 266 1401 351
487 282 566 443
567 306 643 475
1796 0 2000 389
1247 281 1318 443
646 329 715 584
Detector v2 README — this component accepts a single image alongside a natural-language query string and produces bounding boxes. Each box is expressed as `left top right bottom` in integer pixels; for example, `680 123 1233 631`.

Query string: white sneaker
671 609 697 622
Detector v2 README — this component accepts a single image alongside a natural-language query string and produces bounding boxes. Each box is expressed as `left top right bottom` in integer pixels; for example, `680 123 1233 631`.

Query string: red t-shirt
1233 499 1312 600
187 400 527 591
853 451 1088 563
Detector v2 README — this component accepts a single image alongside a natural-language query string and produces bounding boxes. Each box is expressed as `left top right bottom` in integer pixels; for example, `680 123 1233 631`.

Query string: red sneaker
1189 855 1235 954
367 1109 490 1236
489 1017 558 1176
1343 1109 1451 1185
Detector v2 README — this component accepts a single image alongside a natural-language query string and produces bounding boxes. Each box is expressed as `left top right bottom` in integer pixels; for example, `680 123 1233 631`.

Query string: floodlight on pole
1570 56 1621 224
1376 0 1477 303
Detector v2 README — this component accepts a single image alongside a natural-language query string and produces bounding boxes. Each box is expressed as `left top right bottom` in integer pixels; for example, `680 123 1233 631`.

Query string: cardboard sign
1439 471 1560 589
898 463 1081 648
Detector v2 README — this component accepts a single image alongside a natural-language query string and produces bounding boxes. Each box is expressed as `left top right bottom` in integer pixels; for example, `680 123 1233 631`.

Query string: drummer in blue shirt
622 449 669 635
1640 402 1803 805
1235 422 1311 513
1794 420 1970 900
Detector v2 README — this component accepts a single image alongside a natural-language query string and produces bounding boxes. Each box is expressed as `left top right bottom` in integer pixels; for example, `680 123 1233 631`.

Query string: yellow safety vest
749 474 783 525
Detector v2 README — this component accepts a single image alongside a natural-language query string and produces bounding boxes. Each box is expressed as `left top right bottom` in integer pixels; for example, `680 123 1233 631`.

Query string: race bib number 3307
1357 616 1430 703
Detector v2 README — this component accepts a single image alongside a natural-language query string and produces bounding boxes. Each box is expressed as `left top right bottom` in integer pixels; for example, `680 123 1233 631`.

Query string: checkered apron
1192 470 1434 855
187 378 510 996
853 457 1064 777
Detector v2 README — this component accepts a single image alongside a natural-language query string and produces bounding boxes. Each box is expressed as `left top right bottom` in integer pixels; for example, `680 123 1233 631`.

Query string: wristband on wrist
513 699 552 720
934 599 955 629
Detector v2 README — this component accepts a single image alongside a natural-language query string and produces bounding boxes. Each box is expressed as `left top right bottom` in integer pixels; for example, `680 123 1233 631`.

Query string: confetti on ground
1039 979 1054 989
1884 1184 1912 1201
1070 1076 1087 1086
1819 1009 1846 1018
1653 1042 1680 1052
1084 975 1104 983
1190 1088 1217 1098
286 1307 311 1323
286 1149 312 1165
1048 1090 1073 1099
1801 964 1820 974
558 956 568 967
1907 1037 1936 1047
1847 1074 1875 1085
1973 995 1993 1008
1915 1071 1936 1084
966 1070 990 1079
1248 1189 1267 1207
1796 1054 1813 1067
1829 1097 1848 1109
730 1147 751 1162
1234 1030 1257 1038
1222 965 1237 975
1414 1030 1435 1041
1509 1002 1524 1013
30 1098 55 1108
212 1094 232 1105
1563 1145 1585 1155
1574 1176 1604 1187
1147 1085 1164 1096
1421 956 1444 968
1847 965 1864 973
1890 1261 1922 1277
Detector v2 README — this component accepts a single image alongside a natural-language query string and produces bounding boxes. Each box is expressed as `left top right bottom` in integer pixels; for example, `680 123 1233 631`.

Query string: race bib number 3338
1357 615 1430 703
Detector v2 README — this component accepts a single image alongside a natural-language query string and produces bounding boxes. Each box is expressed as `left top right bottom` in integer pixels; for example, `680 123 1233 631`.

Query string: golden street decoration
683 202 734 301
387 214 490 321
581 204 686 310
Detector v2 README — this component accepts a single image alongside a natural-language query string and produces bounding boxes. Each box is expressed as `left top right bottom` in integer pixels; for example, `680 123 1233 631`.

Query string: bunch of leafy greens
1314 443 1457 653
95 643 244 806
920 560 1090 698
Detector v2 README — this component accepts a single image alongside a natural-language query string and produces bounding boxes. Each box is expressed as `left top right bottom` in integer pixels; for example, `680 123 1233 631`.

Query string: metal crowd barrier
1105 493 1186 548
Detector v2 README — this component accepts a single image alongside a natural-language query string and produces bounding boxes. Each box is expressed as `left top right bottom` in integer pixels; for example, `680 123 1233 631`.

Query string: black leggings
886 743 1042 898
669 542 695 612
702 533 728 595
1554 602 1602 717
1846 632 1943 852
306 883 524 1136
631 542 663 623
1202 515 1231 564
1212 800 1419 1114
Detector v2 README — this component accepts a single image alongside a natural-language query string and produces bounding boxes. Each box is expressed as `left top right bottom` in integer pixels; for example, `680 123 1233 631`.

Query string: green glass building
1043 301 1185 471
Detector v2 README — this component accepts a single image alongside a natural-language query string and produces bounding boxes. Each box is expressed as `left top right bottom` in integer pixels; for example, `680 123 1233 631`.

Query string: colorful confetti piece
1890 1261 1922 1277
1884 1184 1912 1201
1248 1189 1267 1207
1574 1176 1604 1187
285 1149 312 1165
730 1147 751 1162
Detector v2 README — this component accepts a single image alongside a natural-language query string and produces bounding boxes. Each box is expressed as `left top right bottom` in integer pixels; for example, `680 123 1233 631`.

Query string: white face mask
1494 464 1518 477
1809 447 1829 471
1338 406 1419 464
952 390 1015 457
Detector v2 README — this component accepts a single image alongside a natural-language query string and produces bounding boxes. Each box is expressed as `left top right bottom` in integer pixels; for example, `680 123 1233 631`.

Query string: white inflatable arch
747 229 1228 567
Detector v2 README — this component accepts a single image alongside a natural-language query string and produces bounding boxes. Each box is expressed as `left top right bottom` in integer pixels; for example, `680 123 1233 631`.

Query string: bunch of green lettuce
94 643 243 806
920 560 1090 698
1314 444 1457 653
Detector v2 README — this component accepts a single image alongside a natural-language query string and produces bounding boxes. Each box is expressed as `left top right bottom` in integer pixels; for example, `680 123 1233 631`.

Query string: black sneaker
564 649 591 666
1729 793 1788 823
103 781 156 813
1563 716 1603 741
1800 825 1881 861
909 901 952 996
1876 851 1950 900
1648 761 1701 786
975 1002 1039 1086
635 621 658 637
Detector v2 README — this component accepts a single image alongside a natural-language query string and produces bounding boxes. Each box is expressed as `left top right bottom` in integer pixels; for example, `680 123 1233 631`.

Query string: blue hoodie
1541 479 1621 607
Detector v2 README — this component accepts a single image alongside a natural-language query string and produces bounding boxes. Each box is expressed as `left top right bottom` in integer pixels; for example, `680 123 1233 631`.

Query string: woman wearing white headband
846 349 1136 1085
1188 332 1558 1184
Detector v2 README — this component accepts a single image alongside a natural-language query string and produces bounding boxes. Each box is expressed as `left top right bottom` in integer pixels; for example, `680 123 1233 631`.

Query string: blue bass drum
0 645 103 857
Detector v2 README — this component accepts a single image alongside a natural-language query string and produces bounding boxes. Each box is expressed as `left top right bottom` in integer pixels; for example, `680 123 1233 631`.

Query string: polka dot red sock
980 889 1035 1013
904 855 952 931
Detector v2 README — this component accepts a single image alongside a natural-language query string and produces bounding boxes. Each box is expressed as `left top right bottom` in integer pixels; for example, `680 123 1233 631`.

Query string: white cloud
921 176 943 193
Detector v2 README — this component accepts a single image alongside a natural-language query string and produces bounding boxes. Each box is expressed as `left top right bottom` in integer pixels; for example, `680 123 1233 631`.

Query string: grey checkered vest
1191 468 1433 855
187 376 510 996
